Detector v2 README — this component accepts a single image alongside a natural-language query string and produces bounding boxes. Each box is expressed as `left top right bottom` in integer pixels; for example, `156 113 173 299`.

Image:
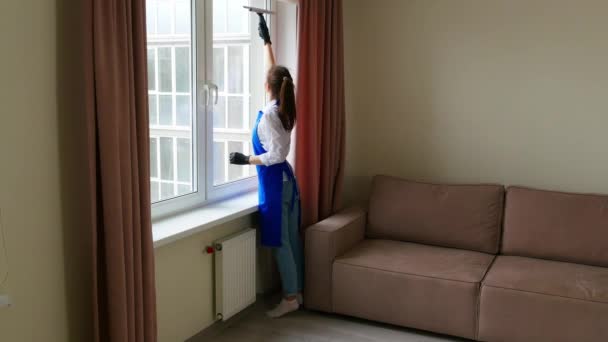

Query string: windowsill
152 191 259 248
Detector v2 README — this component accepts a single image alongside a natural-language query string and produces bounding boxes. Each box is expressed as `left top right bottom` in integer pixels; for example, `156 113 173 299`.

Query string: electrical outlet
0 295 11 308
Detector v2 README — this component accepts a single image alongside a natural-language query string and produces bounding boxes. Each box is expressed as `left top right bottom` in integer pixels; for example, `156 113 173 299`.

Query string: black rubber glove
257 13 271 45
229 152 250 165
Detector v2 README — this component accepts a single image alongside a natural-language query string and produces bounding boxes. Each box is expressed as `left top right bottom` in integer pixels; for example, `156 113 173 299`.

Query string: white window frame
151 0 277 220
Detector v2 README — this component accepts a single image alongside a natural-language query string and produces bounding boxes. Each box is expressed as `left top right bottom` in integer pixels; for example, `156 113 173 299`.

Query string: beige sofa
305 175 608 341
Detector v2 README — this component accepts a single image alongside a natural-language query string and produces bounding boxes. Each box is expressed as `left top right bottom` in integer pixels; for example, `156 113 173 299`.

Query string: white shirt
257 100 291 167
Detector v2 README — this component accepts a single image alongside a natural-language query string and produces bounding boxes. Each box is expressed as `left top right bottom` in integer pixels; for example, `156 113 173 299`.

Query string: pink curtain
295 0 346 227
83 0 157 341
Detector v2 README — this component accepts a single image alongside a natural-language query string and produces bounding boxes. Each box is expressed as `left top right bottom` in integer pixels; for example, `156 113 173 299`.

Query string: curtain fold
295 0 346 227
83 0 157 341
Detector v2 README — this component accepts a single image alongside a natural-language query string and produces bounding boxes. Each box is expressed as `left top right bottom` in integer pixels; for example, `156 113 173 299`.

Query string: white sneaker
266 298 299 318
297 293 303 306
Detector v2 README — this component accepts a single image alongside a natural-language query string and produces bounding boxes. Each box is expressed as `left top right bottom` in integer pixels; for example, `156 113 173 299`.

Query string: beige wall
343 0 608 205
0 0 92 341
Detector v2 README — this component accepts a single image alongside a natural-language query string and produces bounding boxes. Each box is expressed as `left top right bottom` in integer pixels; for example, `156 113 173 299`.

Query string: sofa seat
332 239 495 339
479 256 608 342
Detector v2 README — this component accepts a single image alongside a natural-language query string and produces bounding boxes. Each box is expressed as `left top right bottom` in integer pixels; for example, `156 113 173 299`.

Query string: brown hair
267 65 296 131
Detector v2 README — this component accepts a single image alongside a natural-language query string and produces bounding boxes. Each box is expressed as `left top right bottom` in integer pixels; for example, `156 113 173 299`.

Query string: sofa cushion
335 239 495 283
503 186 608 267
332 239 495 339
367 176 505 253
483 256 608 304
479 256 608 342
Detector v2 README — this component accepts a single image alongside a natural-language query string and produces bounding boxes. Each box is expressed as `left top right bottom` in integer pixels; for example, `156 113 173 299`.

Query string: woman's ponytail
279 76 296 131
267 65 296 131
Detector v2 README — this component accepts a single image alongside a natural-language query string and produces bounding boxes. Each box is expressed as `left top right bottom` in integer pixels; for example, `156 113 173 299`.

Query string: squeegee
243 6 275 15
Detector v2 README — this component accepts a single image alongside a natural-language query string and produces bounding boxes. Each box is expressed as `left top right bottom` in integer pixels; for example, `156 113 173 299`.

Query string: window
147 0 272 217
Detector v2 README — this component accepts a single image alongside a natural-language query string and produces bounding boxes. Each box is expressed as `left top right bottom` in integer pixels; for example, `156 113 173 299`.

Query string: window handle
208 82 219 105
200 83 210 107
200 83 218 106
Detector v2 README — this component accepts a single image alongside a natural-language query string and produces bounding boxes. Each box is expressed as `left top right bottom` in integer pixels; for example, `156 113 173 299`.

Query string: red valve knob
205 246 214 254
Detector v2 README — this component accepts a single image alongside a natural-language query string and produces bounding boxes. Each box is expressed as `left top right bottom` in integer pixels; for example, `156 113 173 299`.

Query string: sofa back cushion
367 176 505 254
502 187 608 267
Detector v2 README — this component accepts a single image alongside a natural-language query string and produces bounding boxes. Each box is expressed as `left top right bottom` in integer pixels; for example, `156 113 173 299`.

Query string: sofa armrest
304 206 366 312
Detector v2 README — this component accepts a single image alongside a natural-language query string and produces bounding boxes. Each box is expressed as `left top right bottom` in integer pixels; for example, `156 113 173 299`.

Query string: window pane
213 96 226 128
149 94 158 125
161 183 175 200
213 0 226 34
158 47 172 92
147 0 196 205
151 181 160 202
146 2 157 35
213 141 226 185
159 95 173 125
175 2 191 35
227 96 244 129
228 45 244 93
228 141 245 181
176 95 191 126
157 2 172 34
249 104 257 129
150 138 158 178
160 137 174 181
227 0 248 34
249 142 256 176
211 1 263 188
177 138 191 182
213 47 225 92
175 47 190 92
178 184 192 196
147 48 156 90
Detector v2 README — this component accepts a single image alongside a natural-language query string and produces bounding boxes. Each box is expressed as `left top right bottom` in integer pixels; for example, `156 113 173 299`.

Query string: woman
229 13 303 318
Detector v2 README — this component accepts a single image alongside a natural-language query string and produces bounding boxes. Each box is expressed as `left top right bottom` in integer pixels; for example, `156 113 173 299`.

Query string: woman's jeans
273 177 304 297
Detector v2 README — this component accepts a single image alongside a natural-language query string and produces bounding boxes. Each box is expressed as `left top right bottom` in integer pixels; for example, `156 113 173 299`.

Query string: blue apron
252 109 300 247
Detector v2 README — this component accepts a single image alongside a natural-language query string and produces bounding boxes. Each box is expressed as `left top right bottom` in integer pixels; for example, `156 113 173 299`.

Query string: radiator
214 228 257 321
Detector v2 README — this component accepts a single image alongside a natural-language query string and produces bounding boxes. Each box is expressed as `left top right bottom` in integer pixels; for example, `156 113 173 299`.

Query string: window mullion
171 47 177 126
244 44 250 131
201 0 212 200
155 48 159 125
223 46 228 128
173 137 178 196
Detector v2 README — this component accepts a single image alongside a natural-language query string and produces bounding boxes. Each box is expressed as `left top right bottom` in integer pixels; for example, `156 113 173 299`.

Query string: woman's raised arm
257 13 276 68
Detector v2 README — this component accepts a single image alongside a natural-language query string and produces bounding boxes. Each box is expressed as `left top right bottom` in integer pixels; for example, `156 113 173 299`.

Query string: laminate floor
188 298 466 342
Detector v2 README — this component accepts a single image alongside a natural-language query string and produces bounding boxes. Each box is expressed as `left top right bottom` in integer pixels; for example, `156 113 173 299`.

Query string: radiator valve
205 243 223 254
